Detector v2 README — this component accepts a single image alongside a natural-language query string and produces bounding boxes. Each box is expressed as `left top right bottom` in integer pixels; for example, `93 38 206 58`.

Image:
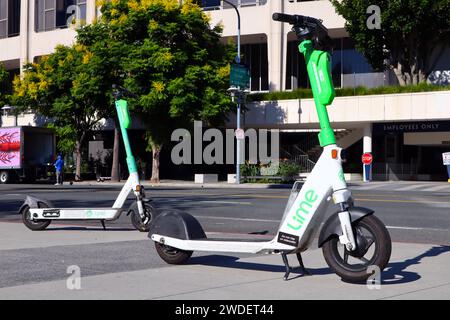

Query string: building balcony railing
201 0 267 11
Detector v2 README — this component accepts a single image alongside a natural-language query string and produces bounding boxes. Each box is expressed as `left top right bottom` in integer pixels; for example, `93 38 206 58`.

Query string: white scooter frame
151 146 356 272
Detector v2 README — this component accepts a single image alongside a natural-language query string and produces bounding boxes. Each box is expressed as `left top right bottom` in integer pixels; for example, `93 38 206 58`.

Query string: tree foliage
98 0 235 181
331 0 450 85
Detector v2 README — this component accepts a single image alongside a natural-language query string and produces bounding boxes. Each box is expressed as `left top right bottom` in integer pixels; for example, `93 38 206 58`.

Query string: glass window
285 40 308 90
0 0 20 38
241 42 269 92
36 0 86 32
0 0 6 39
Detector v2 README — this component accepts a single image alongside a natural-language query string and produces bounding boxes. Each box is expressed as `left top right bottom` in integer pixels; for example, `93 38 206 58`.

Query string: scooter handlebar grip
272 13 296 24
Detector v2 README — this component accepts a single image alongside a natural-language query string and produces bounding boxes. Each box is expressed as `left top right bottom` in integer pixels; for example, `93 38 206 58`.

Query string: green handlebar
299 40 336 147
115 99 137 174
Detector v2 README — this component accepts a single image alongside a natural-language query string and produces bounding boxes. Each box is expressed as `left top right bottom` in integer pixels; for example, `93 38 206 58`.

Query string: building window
331 38 378 88
35 0 86 32
286 40 309 90
241 42 269 92
286 37 376 90
0 0 20 39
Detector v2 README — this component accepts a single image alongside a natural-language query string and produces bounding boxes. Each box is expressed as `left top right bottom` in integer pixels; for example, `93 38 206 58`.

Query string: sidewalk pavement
0 222 448 300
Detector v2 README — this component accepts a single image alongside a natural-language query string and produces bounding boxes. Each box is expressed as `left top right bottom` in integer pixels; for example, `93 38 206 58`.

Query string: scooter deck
29 207 121 220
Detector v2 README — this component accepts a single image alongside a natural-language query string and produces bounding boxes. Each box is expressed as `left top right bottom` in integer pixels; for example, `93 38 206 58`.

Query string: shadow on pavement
381 245 450 285
188 254 333 278
45 226 136 232
187 245 450 284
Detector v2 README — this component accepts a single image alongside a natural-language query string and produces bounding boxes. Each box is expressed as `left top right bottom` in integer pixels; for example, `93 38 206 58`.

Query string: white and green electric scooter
19 85 155 232
149 13 392 283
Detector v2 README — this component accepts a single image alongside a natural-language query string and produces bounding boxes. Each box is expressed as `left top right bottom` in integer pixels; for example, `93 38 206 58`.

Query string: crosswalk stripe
421 185 450 192
394 184 430 191
352 184 385 190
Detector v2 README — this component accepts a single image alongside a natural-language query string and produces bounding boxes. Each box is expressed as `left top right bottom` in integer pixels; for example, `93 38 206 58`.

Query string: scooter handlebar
272 12 322 28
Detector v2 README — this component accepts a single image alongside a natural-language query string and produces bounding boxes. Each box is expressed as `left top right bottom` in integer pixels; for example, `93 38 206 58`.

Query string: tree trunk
150 143 162 183
110 125 120 182
75 140 82 181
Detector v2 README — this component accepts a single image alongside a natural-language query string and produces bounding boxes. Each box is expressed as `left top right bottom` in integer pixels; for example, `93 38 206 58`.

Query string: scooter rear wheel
322 214 391 283
154 242 193 264
21 205 52 231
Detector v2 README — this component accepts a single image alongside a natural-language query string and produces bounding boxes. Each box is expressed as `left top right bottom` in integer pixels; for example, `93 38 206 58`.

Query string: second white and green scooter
19 85 155 232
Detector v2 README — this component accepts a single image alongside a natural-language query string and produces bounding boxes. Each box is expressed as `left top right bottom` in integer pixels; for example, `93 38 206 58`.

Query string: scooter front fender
318 206 374 247
18 195 55 214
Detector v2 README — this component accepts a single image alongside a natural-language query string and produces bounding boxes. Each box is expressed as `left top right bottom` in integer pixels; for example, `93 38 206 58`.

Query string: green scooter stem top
115 99 138 174
299 40 336 147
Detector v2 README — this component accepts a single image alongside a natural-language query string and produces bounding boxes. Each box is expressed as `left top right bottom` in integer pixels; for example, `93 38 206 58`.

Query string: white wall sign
442 152 450 165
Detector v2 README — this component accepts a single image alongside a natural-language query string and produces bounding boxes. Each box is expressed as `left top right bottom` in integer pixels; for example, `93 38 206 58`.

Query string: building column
87 0 97 24
267 0 285 92
19 0 30 74
363 124 372 182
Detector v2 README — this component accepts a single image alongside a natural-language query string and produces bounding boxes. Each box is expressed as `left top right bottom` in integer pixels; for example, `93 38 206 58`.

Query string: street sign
362 153 373 165
442 152 450 165
230 63 250 89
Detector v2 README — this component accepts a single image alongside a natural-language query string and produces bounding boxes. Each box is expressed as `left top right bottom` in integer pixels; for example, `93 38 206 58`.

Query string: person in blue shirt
54 155 64 185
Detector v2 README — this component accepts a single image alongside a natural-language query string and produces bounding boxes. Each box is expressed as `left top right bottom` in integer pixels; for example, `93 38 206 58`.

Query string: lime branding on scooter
148 13 392 283
287 189 318 231
19 85 156 232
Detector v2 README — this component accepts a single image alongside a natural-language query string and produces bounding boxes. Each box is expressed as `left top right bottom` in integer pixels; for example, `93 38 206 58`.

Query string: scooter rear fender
148 210 206 240
18 195 55 214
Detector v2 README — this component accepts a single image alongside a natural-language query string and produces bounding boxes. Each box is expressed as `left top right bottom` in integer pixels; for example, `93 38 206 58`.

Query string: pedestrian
54 154 64 185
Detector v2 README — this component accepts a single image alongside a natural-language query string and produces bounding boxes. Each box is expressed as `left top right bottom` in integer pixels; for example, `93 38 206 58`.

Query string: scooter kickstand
281 253 291 281
100 220 106 230
296 253 310 276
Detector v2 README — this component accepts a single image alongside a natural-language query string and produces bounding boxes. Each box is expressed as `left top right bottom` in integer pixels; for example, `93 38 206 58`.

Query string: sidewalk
0 222 448 300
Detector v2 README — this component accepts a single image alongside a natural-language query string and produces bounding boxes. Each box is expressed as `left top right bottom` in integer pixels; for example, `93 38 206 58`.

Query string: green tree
99 0 234 182
13 42 115 180
331 0 450 85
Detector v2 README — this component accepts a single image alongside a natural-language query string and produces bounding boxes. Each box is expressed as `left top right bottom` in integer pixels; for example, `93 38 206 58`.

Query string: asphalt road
1 183 449 245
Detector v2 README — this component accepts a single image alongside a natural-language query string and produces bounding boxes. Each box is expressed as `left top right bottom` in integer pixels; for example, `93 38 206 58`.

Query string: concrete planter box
227 174 236 184
344 173 363 181
195 174 218 184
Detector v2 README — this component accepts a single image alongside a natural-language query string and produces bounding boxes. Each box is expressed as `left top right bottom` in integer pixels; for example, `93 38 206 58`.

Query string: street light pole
223 0 242 184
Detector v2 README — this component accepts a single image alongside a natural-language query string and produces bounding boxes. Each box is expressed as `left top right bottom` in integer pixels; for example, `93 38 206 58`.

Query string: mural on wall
0 128 20 166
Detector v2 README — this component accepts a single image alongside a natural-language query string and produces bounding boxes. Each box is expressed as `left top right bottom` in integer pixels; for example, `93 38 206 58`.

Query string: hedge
248 83 450 102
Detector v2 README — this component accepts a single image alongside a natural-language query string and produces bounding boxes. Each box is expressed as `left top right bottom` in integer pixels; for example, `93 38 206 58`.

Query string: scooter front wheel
154 242 193 264
130 203 156 232
21 205 52 231
322 214 391 283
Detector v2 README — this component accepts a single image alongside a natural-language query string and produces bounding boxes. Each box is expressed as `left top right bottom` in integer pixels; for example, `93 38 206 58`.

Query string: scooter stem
115 99 138 174
299 40 336 147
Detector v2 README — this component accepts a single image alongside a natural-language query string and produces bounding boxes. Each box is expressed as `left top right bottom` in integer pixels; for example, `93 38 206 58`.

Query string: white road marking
394 184 430 191
352 183 385 190
387 225 449 232
421 185 450 192
197 215 279 223
199 200 253 205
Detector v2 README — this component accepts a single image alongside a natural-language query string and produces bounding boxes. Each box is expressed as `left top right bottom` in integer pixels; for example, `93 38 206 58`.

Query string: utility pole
223 0 244 184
